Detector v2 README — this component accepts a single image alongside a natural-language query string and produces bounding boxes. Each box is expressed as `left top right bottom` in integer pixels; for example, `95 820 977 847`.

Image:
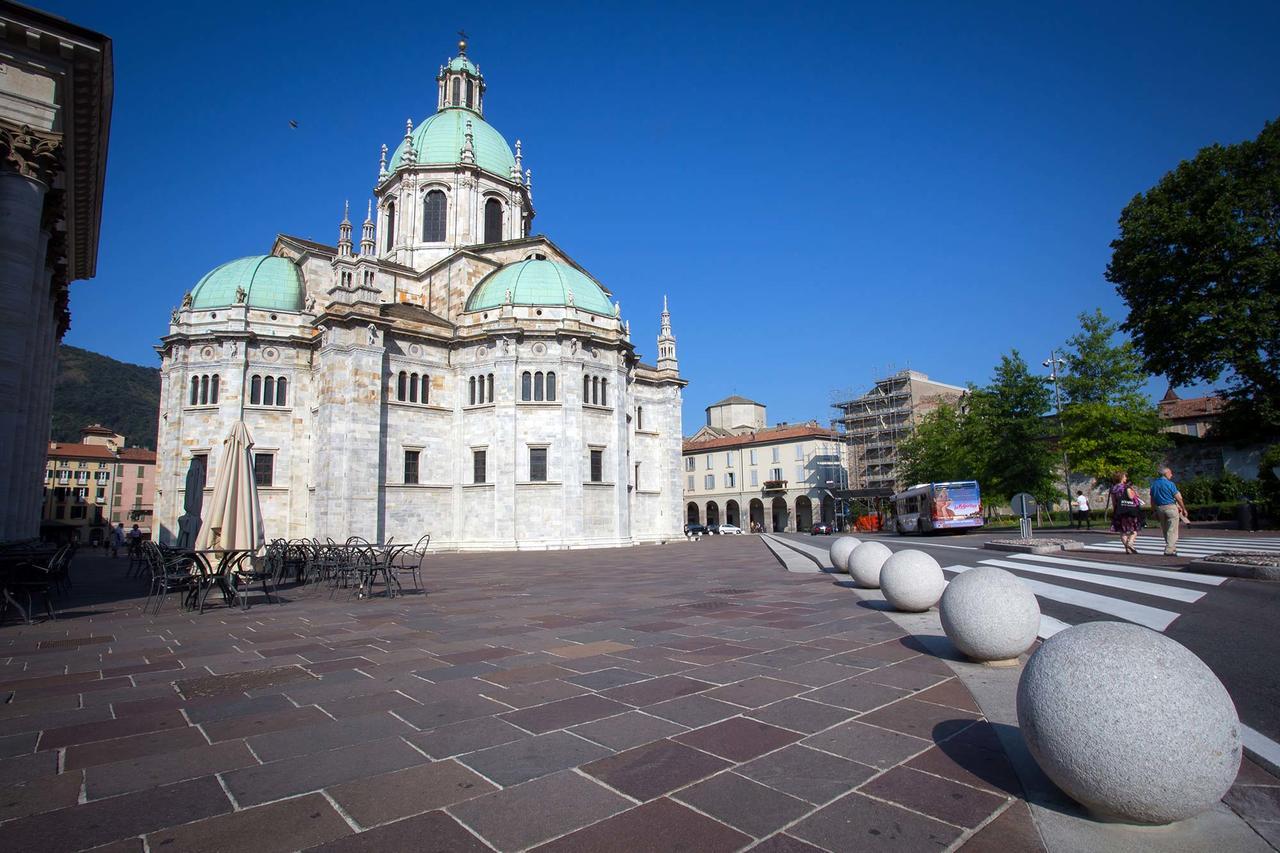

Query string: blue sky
48 0 1280 429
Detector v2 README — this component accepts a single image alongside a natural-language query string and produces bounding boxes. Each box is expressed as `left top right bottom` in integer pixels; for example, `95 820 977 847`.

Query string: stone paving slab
0 539 1275 852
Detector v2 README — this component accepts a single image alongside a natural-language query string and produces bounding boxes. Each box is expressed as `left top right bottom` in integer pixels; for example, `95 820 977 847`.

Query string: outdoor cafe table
185 548 254 613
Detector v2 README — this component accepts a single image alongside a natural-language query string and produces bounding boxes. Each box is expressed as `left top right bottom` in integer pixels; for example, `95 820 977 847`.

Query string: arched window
250 375 262 406
276 377 287 406
200 375 210 405
486 374 493 403
546 372 556 401
263 376 276 406
469 376 476 406
420 374 430 404
210 375 219 405
601 378 608 406
422 190 447 242
592 376 599 406
190 376 199 405
521 371 532 401
534 372 544 401
385 201 396 252
484 198 503 243
408 373 418 403
397 371 407 401
637 406 643 430
452 77 460 105
466 79 474 108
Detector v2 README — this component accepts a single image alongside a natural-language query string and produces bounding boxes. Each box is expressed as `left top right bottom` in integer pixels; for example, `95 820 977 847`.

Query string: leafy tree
897 403 975 487
967 352 1059 505
1106 118 1280 436
1059 309 1168 482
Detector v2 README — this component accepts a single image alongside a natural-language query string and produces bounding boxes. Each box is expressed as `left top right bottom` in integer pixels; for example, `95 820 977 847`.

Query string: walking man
1149 468 1187 556
1074 491 1091 529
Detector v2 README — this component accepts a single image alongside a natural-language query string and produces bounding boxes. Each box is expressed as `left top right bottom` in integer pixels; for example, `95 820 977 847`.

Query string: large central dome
387 108 515 177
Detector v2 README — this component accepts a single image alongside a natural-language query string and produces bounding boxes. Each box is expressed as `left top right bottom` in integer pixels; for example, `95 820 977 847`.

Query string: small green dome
388 108 515 178
466 259 614 316
190 256 304 312
447 56 479 75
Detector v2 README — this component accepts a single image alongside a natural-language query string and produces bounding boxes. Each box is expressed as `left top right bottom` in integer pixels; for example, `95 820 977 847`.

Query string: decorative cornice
0 124 63 185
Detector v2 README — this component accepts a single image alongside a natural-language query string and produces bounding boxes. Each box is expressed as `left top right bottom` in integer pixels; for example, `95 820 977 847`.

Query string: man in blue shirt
1150 468 1187 556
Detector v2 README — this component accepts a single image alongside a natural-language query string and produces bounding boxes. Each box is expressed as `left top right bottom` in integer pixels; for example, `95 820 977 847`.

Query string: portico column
0 124 61 540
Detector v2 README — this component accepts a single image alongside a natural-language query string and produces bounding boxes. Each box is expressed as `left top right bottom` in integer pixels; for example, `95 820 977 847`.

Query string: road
771 527 1280 754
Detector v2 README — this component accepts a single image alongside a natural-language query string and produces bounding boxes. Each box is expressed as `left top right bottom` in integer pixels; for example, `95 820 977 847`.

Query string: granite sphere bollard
879 549 946 611
848 541 892 588
1016 621 1241 825
940 567 1040 661
828 536 862 573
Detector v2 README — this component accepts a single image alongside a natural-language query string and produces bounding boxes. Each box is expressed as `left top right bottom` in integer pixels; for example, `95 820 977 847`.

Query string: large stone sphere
940 567 1040 661
848 541 892 588
1016 622 1241 825
879 549 945 612
828 537 862 573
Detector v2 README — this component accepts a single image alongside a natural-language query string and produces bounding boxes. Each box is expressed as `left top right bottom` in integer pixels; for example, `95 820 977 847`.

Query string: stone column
0 124 61 540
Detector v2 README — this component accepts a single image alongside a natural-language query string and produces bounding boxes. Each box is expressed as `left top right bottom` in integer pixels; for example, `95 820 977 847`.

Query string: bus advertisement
892 481 984 534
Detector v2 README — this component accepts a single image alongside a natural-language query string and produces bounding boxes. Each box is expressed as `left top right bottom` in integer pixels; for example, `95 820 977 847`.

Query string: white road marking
943 565 1181 631
1038 614 1072 639
1007 553 1227 586
978 558 1205 603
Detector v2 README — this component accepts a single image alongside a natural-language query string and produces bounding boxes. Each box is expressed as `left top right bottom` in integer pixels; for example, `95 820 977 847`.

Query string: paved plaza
0 538 1276 852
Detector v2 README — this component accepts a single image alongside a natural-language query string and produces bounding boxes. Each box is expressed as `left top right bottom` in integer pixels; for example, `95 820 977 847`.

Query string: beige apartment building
683 397 846 533
42 425 156 543
831 370 966 492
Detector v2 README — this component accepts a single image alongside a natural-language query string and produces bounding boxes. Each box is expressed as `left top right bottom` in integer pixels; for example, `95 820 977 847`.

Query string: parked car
810 522 833 535
717 524 744 535
684 523 707 537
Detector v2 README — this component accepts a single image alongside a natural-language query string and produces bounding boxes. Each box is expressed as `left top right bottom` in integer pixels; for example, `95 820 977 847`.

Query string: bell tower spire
657 295 678 372
337 200 353 257
360 200 375 255
437 31 486 116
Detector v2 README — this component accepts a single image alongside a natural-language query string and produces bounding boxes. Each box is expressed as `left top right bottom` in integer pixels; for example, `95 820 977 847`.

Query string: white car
715 524 745 535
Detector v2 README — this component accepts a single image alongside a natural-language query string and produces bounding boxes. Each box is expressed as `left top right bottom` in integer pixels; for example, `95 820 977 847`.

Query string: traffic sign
1011 492 1037 518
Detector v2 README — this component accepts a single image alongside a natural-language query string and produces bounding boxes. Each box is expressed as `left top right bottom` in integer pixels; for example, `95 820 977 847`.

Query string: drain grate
708 588 751 595
683 601 737 611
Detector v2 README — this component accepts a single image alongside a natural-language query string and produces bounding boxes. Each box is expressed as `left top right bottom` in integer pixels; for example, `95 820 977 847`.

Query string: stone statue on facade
181 291 193 309
235 286 247 304
170 307 180 324
305 293 316 312
504 288 512 305
367 323 378 346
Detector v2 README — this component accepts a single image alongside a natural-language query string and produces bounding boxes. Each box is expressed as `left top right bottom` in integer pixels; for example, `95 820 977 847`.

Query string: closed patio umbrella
194 422 265 554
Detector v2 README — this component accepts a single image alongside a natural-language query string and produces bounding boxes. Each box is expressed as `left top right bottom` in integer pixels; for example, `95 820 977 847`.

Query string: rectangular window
771 447 780 463
113 495 121 506
749 449 757 465
253 453 274 487
725 452 732 466
55 505 65 519
137 466 145 478
590 449 603 483
135 482 144 496
473 449 487 484
634 463 640 490
529 447 547 482
725 472 735 488
96 487 106 500
796 465 804 482
704 474 714 490
705 456 713 469
404 450 420 485
750 470 758 487
687 475 695 491
70 505 85 519
770 467 783 481
684 457 695 472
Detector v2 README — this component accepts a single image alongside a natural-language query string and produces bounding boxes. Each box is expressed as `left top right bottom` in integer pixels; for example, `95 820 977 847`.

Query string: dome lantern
438 36 485 117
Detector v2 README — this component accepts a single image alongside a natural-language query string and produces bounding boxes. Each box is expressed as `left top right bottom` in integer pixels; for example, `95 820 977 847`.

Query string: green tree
1106 118 1280 436
968 352 1058 505
897 403 975 487
1059 309 1168 482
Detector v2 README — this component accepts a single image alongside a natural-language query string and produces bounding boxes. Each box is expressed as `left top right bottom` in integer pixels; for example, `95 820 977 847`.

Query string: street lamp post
1043 351 1072 526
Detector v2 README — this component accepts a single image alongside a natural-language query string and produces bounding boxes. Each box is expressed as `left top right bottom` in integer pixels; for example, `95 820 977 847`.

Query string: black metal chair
142 542 196 615
390 534 429 595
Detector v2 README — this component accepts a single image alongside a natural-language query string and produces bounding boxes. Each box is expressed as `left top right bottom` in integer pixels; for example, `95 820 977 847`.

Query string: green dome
447 56 479 75
466 259 614 316
388 108 515 178
190 256 304 312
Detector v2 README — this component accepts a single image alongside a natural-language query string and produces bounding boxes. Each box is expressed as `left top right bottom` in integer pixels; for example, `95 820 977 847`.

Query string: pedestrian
1108 472 1144 554
1074 491 1091 530
128 524 143 549
109 522 125 558
1149 467 1188 556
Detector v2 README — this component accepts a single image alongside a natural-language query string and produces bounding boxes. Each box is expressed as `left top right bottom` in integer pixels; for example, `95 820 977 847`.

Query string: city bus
891 481 984 534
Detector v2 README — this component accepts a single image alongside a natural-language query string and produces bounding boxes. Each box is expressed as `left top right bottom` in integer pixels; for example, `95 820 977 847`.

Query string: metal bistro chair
390 534 429 595
142 542 197 616
232 543 287 610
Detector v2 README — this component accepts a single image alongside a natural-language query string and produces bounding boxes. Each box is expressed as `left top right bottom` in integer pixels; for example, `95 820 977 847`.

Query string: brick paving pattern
0 535 1157 851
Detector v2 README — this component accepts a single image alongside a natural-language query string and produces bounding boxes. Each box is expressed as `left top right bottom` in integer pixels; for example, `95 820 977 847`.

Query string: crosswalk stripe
1088 536 1280 554
1039 614 1072 638
1006 553 1227 586
943 565 1181 631
978 558 1206 603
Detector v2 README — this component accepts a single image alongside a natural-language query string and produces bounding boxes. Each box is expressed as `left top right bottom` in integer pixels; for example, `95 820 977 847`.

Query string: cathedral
154 39 685 550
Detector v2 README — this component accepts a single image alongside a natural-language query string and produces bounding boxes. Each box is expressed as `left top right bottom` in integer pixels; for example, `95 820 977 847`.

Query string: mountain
51 345 160 449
